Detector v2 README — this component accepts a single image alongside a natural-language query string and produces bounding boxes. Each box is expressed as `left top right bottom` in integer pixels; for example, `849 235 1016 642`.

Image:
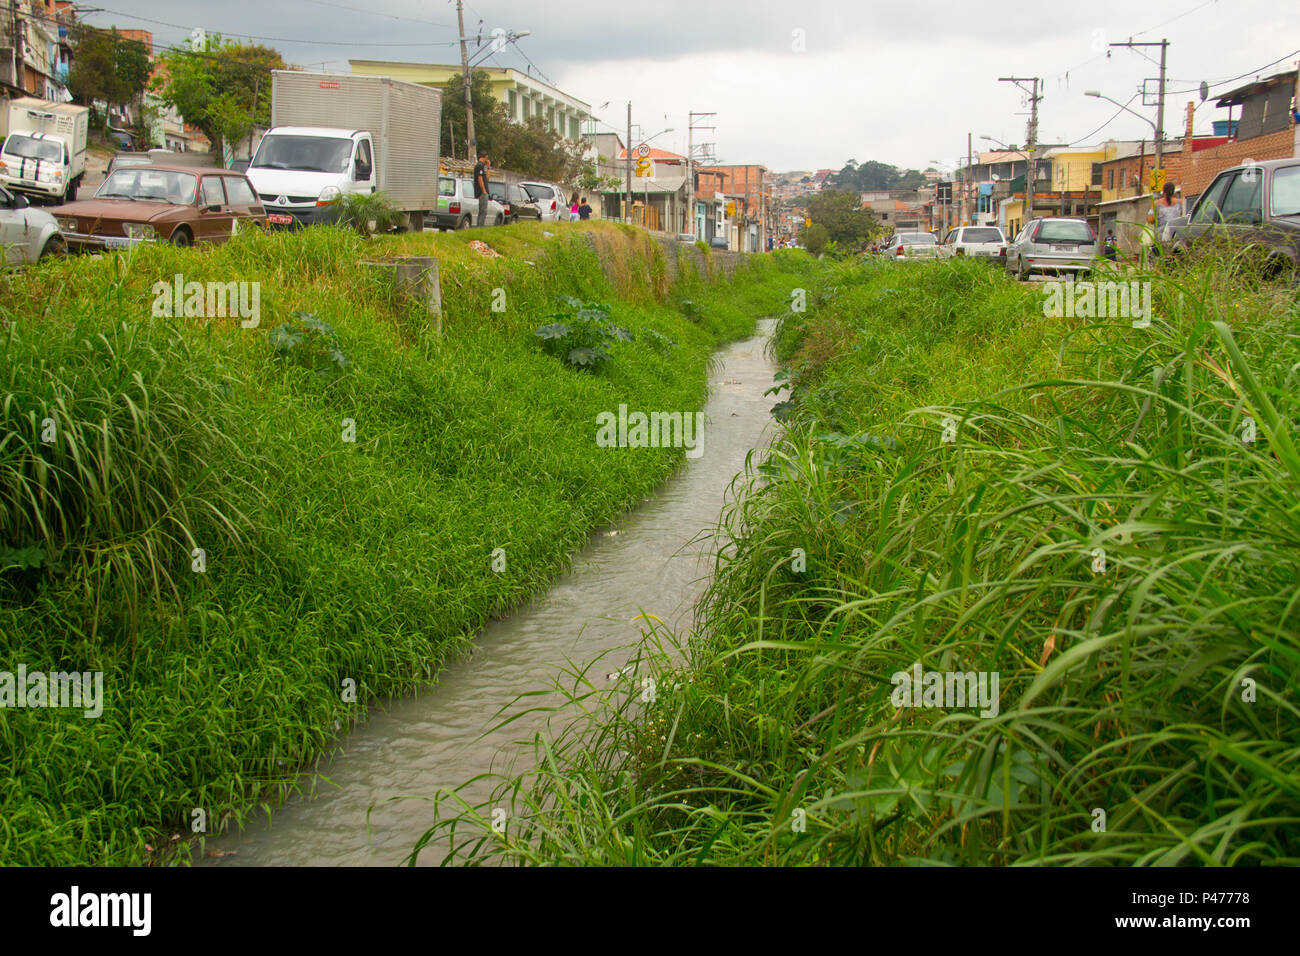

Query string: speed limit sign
637 143 650 157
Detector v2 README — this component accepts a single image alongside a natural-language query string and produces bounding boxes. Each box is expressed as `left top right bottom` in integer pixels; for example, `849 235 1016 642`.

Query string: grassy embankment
0 220 809 865
428 252 1300 866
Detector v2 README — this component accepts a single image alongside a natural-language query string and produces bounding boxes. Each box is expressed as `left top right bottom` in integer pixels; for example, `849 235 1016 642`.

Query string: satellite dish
991 174 1001 182
1199 81 1209 102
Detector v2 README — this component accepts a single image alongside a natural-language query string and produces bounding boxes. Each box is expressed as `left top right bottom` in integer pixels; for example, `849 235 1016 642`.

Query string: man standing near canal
474 150 490 228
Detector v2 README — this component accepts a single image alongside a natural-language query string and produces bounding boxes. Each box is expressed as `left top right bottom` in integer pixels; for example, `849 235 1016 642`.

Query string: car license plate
268 214 292 225
1051 245 1074 253
104 236 131 249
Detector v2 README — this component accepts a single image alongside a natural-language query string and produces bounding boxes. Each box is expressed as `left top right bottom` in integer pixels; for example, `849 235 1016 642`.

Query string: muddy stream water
206 319 777 866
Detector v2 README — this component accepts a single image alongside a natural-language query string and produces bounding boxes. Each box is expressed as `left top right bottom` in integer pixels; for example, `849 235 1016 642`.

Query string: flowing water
205 320 777 866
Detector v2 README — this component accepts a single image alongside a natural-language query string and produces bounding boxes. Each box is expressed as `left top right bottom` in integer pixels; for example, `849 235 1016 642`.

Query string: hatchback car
487 180 537 224
940 225 1006 259
1004 217 1097 279
1170 159 1300 280
517 181 568 222
427 175 504 230
55 164 267 250
0 184 64 265
883 232 941 260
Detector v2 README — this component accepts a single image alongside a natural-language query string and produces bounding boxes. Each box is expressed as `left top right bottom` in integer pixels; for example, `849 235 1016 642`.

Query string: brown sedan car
54 164 267 251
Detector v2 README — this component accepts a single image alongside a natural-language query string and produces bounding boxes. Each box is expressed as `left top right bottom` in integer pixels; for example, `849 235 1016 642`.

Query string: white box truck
0 98 90 204
248 70 440 232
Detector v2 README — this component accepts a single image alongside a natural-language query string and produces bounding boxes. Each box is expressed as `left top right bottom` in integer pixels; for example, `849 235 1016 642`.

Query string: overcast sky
86 0 1297 173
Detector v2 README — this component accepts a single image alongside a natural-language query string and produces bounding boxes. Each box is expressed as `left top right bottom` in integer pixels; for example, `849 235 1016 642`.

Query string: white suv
940 225 1006 259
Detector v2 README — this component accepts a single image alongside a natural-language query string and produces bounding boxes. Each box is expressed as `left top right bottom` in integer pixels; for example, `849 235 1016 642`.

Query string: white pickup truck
0 98 89 205
248 71 440 232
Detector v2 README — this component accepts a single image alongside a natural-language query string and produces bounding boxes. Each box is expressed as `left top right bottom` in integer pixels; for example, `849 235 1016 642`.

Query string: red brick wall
1180 78 1298 196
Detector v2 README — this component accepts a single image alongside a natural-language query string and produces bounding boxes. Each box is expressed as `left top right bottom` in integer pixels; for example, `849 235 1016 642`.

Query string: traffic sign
634 157 653 177
637 143 650 158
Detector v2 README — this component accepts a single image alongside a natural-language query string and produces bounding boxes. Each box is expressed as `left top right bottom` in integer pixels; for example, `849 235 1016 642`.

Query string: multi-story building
349 60 591 160
695 164 769 251
0 1 70 101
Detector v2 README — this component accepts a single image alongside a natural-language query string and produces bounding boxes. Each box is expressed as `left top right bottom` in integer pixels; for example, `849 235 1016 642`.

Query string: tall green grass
0 223 805 864
424 253 1300 866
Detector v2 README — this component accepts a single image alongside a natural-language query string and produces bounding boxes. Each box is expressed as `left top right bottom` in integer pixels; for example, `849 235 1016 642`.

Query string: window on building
1108 168 1114 189
507 89 517 119
1091 162 1103 187
569 116 579 140
1121 169 1127 189
547 106 555 130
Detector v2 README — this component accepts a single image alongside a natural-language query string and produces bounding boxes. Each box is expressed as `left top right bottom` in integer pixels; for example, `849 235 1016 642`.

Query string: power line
1165 47 1300 95
299 0 453 27
1068 93 1140 145
84 5 460 47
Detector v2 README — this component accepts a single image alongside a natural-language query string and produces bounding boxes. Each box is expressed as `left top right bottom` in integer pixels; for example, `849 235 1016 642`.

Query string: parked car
883 232 941 260
426 175 504 230
940 225 1006 259
0 184 65 265
1004 217 1097 279
106 149 214 177
1170 158 1300 280
518 181 568 222
54 164 267 251
488 180 537 224
708 235 729 250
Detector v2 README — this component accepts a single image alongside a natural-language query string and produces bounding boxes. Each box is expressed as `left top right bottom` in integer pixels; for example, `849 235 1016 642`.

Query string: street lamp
1083 90 1157 136
1085 90 1162 194
981 135 1035 230
455 7 531 158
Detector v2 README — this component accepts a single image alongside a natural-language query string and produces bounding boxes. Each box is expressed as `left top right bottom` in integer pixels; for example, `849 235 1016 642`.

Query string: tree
436 70 586 183
153 36 284 157
68 27 151 115
826 159 927 192
799 222 829 255
806 189 877 249
436 69 508 161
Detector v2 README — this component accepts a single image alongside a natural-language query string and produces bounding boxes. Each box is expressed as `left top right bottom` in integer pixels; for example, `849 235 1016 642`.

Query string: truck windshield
3 134 63 163
251 135 352 174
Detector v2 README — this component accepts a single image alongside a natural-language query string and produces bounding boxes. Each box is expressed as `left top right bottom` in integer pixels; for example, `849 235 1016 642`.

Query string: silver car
1005 217 1097 279
0 185 65 266
883 232 940 260
427 175 505 230
518 181 569 222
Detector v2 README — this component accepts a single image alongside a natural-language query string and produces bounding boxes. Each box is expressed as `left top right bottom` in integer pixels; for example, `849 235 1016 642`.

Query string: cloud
87 0 1297 172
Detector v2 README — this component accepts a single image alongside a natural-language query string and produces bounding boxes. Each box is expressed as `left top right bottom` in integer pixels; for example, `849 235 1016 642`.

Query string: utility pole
687 111 716 238
966 132 973 224
455 0 476 158
625 102 632 224
1109 38 1170 183
999 76 1040 227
